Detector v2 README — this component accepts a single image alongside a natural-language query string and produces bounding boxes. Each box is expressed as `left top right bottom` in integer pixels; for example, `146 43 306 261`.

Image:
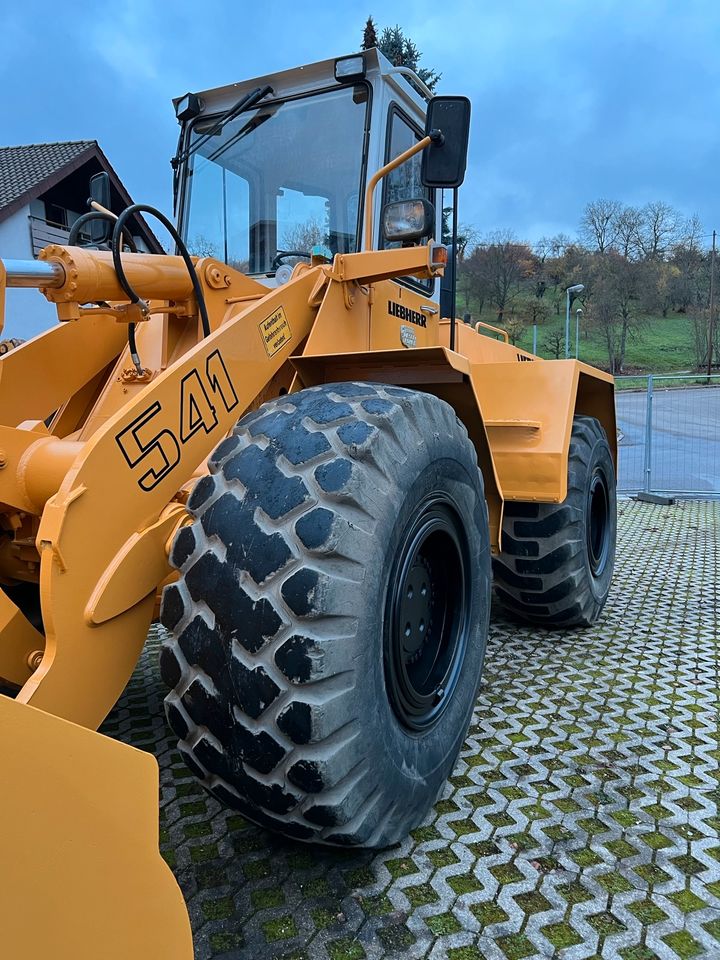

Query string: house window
45 203 67 228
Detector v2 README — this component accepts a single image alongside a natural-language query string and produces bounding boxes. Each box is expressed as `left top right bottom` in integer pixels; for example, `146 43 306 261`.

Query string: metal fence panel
616 375 720 498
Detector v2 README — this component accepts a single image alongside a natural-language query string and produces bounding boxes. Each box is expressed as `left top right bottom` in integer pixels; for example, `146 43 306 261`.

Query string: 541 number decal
115 349 238 491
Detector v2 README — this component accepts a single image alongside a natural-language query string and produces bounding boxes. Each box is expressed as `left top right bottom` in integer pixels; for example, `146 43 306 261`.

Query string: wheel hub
384 496 470 732
587 467 610 577
399 556 433 661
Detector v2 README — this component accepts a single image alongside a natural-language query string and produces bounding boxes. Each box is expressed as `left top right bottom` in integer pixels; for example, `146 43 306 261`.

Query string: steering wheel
271 249 312 270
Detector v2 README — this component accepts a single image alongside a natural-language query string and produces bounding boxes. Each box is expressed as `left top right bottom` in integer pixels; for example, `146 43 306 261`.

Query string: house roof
0 140 162 252
0 140 95 214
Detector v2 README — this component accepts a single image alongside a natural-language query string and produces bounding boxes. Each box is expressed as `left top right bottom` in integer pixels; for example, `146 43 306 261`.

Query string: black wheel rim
587 467 611 577
384 495 471 732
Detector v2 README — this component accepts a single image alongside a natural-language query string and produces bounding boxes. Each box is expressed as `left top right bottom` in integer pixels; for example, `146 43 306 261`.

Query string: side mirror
88 171 112 244
421 96 471 189
382 199 435 244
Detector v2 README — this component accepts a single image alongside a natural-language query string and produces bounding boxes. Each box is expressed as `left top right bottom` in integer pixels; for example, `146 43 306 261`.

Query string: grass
465 301 699 374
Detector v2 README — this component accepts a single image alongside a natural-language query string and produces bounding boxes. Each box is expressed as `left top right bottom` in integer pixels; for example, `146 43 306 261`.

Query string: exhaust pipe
2 259 65 289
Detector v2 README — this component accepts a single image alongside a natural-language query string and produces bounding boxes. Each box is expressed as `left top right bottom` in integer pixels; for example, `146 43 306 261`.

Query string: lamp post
565 284 584 358
575 307 583 360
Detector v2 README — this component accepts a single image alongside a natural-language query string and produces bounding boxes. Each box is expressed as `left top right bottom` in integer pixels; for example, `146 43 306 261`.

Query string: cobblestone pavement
101 500 719 960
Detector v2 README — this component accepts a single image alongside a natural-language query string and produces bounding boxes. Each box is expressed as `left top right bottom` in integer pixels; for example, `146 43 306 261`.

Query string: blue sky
3 0 719 245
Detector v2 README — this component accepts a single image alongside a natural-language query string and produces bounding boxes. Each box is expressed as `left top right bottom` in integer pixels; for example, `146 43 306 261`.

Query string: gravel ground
101 500 719 960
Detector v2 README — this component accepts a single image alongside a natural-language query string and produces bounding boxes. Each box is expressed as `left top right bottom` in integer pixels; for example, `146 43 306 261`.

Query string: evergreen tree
360 20 441 91
362 16 378 50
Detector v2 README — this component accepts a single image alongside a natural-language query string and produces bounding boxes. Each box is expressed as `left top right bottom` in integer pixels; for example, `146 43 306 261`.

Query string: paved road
616 385 720 495
103 502 720 960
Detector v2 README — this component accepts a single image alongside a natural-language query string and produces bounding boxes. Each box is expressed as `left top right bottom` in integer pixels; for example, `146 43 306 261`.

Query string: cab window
381 107 434 291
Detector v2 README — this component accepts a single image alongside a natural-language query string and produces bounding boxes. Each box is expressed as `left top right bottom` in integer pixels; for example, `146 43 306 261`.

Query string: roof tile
0 140 95 210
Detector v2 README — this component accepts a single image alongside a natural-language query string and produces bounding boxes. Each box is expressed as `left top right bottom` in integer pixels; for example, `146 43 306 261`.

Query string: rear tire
160 382 491 847
492 415 616 627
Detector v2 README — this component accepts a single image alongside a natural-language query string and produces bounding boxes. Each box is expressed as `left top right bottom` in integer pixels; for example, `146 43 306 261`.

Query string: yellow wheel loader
0 48 616 957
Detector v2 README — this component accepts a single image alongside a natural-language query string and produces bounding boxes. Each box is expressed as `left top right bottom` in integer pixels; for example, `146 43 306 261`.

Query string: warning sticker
259 307 292 357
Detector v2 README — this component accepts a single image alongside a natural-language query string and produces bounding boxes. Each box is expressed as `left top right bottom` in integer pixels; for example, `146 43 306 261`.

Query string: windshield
181 84 369 275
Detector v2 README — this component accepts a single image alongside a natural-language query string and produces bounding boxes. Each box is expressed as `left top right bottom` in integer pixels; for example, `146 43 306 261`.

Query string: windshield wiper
205 110 275 165
171 84 273 195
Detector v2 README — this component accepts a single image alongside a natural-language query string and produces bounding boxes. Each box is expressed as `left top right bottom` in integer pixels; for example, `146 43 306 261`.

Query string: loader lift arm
0 240 448 730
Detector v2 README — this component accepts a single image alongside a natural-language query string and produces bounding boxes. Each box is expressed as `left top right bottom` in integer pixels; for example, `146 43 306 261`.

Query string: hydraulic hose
111 204 210 337
68 211 137 251
110 204 211 374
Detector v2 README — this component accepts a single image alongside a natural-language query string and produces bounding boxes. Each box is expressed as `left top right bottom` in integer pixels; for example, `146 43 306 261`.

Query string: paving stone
101 500 720 958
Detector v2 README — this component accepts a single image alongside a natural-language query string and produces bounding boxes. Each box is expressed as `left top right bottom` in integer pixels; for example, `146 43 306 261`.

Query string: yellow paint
0 237 614 731
0 695 193 960
0 106 620 960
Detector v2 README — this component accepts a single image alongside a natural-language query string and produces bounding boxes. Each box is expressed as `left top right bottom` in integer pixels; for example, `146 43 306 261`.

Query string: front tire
493 415 616 627
160 382 491 847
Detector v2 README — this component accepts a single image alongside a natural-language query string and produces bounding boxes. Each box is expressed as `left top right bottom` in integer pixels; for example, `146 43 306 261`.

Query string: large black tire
492 415 616 627
160 382 491 847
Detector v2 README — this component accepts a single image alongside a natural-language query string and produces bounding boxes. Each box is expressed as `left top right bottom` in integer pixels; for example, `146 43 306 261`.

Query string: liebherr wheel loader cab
0 47 616 955
175 49 442 293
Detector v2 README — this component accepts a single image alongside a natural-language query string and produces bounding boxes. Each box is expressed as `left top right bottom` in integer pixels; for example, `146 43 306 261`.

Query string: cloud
86 0 182 88
2 0 720 245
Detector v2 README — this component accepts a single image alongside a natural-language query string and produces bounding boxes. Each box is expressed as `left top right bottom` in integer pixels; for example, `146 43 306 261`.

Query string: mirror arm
364 134 432 251
89 200 118 221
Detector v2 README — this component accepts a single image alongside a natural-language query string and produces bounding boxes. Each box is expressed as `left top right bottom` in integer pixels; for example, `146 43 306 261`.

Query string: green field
467 305 698 375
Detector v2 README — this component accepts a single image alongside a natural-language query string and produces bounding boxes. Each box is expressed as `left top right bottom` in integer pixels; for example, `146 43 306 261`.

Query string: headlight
334 56 366 81
174 92 203 122
382 199 435 243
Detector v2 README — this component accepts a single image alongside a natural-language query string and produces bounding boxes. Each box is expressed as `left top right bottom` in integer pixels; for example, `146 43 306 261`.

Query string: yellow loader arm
0 694 193 960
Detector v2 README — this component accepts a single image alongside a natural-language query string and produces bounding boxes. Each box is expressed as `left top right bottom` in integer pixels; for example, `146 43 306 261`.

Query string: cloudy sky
3 1 718 245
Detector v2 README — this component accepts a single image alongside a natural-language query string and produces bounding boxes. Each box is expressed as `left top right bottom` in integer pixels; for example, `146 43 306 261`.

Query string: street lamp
575 307 583 360
565 284 584 358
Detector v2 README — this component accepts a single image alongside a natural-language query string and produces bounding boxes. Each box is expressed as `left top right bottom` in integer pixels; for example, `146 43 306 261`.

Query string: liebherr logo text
388 300 427 328
115 348 239 492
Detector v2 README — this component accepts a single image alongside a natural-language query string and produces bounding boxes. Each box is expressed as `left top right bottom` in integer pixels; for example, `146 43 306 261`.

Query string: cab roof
173 49 429 124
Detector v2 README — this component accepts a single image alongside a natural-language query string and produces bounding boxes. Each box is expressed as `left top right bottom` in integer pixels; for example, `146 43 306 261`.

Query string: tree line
456 200 717 373
354 20 715 373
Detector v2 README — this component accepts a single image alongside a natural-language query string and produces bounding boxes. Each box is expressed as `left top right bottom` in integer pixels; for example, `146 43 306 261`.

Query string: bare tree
636 201 682 260
542 329 565 359
517 297 550 327
444 211 479 260
680 212 705 253
580 199 621 253
534 237 551 264
456 224 479 262
690 308 710 370
613 205 643 259
281 217 328 253
505 315 526 346
586 252 647 372
465 232 537 322
535 234 573 262
187 235 220 258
